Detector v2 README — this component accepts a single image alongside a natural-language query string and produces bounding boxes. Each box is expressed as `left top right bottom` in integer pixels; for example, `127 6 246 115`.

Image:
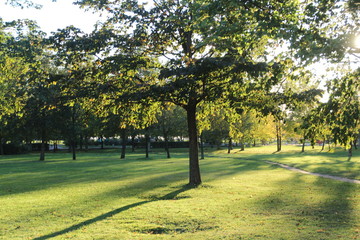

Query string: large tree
75 0 349 186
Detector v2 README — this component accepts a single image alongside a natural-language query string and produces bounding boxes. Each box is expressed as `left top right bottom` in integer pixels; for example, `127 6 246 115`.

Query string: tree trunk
71 106 76 160
100 136 104 149
228 138 232 154
72 140 76 160
40 127 46 161
353 139 358 150
276 121 282 152
200 133 204 160
321 138 325 151
348 142 353 158
301 140 305 153
145 129 150 159
40 140 45 161
240 138 245 151
120 128 127 159
161 120 171 158
253 139 256 147
53 141 58 153
164 132 171 158
186 103 201 186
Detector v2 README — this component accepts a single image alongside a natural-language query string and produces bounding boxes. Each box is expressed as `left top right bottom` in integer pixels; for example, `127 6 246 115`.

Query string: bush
3 143 29 154
151 141 189 148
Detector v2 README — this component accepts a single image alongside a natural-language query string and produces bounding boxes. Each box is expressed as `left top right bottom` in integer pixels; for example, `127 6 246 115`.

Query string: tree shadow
255 168 358 238
305 179 356 228
33 185 192 240
0 153 189 197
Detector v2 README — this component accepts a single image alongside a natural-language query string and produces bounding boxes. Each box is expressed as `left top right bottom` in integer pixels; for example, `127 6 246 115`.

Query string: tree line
0 0 359 186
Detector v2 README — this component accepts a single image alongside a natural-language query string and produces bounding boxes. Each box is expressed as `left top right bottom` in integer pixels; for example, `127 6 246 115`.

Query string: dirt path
265 161 360 184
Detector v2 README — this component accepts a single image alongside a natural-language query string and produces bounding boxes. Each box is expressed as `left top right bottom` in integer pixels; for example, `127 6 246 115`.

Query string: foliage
5 0 42 9
73 0 350 185
152 104 187 141
1 0 358 182
325 69 359 153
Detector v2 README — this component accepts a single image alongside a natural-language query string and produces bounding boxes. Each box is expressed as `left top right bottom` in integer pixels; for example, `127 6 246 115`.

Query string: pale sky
0 0 103 34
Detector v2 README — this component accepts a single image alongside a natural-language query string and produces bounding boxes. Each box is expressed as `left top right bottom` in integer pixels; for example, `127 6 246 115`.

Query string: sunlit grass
0 147 359 239
213 144 360 180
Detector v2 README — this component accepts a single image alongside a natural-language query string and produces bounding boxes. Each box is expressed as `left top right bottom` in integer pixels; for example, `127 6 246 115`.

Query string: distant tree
48 26 103 159
0 20 30 154
152 104 187 158
324 69 359 156
0 56 29 154
1 19 58 160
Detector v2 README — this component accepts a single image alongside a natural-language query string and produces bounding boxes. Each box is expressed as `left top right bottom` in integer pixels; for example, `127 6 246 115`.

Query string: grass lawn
0 146 359 239
221 144 360 180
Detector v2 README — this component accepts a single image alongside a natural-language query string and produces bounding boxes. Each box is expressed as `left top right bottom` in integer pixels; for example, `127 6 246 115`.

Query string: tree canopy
0 0 358 185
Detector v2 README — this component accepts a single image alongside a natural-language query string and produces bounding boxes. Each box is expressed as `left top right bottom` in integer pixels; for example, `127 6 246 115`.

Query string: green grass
0 147 359 239
219 144 360 180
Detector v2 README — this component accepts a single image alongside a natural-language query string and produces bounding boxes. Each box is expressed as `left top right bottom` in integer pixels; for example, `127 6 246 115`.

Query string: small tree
325 69 360 156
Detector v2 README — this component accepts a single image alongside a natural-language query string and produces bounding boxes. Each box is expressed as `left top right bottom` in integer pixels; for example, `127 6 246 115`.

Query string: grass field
0 145 359 239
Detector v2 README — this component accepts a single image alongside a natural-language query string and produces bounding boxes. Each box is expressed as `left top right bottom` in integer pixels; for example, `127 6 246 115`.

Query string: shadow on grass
0 152 189 197
307 178 356 228
33 185 192 240
256 168 358 237
27 155 267 240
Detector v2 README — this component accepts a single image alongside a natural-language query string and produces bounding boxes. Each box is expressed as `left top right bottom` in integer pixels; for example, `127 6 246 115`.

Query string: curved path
265 161 360 184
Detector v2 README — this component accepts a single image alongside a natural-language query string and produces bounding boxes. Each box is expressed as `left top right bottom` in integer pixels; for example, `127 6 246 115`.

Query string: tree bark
120 128 127 159
164 132 171 158
53 141 57 153
240 138 245 151
185 103 201 186
160 121 171 158
228 138 232 154
145 128 150 159
321 138 325 151
301 140 305 153
353 139 358 150
72 140 76 160
348 142 353 158
276 121 282 152
100 136 104 149
40 141 45 161
71 106 76 160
